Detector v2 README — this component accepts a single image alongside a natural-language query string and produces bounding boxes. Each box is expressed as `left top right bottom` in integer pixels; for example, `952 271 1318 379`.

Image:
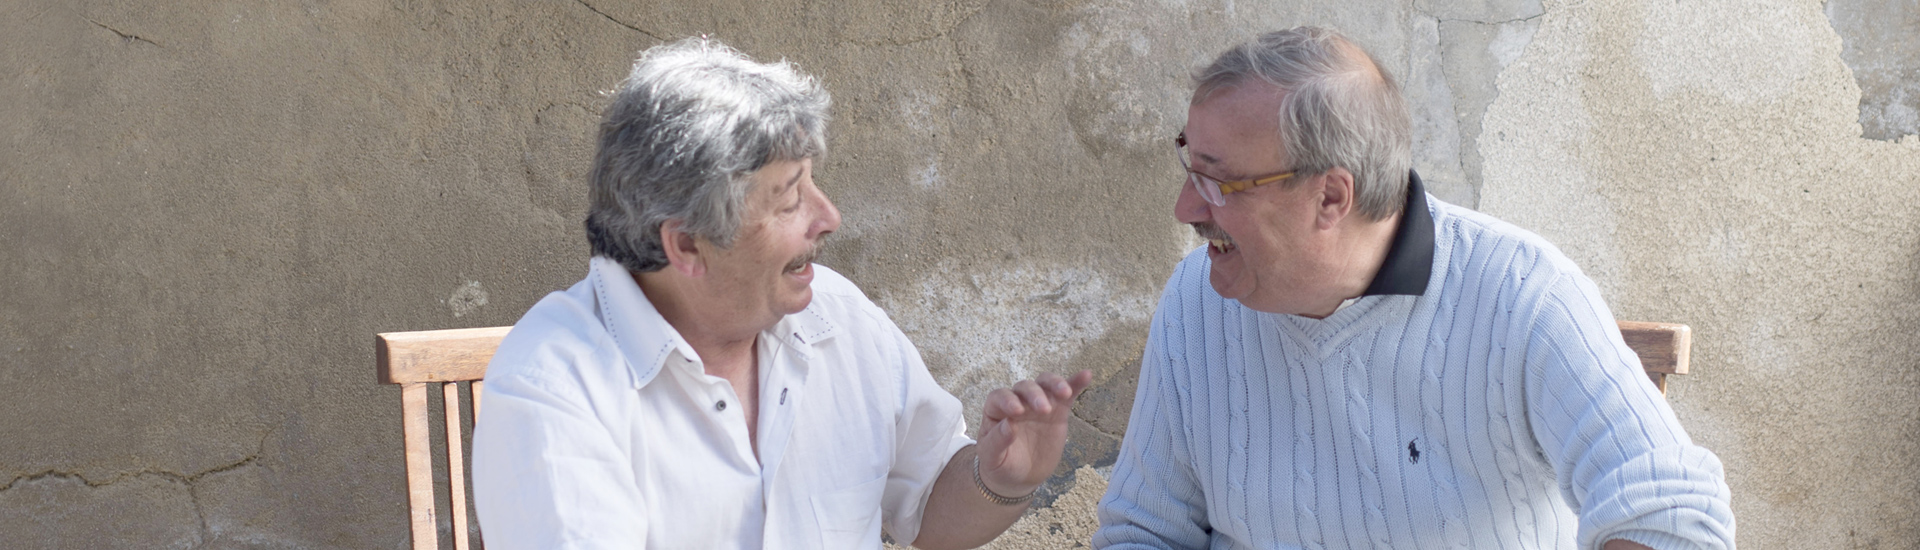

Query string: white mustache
1191 223 1231 242
784 245 821 272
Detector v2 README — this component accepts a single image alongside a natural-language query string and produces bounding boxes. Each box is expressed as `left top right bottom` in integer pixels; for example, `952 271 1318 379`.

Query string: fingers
983 379 1053 421
986 371 1097 422
1064 370 1093 398
1013 379 1052 416
982 387 1025 421
1033 370 1093 402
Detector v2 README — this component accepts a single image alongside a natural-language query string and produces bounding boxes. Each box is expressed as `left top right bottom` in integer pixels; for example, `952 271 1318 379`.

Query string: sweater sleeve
1093 300 1213 550
1523 272 1735 550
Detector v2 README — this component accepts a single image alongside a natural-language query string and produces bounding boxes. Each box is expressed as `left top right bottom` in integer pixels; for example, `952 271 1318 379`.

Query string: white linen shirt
471 257 973 550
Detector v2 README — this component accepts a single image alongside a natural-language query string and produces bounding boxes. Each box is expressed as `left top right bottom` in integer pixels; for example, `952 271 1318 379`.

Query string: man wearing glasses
1092 27 1734 549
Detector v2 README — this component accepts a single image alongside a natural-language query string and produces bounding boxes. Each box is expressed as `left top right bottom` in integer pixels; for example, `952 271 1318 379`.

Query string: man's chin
1207 269 1243 300
774 287 813 317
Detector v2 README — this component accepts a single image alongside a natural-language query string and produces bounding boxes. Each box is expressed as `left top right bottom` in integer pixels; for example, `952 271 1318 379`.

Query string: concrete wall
1 0 1913 548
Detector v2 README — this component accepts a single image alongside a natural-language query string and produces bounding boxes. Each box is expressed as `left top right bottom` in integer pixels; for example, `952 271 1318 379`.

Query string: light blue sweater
1094 196 1734 549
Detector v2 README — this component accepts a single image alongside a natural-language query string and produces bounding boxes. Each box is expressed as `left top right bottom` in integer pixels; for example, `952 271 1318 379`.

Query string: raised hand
974 370 1095 498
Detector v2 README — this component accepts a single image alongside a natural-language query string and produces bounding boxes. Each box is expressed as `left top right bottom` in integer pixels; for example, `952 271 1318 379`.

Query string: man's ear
1315 167 1357 230
659 219 707 278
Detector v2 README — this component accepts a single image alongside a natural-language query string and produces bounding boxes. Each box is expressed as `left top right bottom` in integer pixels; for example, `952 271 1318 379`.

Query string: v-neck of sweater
1265 294 1415 361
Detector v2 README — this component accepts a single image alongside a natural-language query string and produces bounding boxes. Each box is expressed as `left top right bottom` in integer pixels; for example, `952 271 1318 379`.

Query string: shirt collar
766 292 841 361
1359 170 1435 297
588 256 842 388
589 256 700 389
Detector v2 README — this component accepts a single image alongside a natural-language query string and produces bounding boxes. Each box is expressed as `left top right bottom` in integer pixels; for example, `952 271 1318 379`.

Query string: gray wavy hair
1193 27 1412 221
585 38 830 272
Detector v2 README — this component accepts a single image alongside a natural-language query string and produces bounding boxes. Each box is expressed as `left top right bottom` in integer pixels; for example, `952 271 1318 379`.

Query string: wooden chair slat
400 383 439 550
377 327 513 384
444 383 472 550
1617 320 1690 375
472 381 484 418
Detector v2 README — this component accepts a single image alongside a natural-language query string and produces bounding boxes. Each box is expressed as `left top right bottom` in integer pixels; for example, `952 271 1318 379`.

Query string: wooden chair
1616 321 1692 394
376 326 510 550
373 320 1690 549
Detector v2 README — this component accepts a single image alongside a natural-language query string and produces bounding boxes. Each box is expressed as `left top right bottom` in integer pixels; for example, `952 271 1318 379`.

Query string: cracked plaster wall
1 0 1913 547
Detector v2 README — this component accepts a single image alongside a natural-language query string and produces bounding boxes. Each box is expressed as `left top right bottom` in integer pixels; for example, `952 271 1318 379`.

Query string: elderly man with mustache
471 38 1090 550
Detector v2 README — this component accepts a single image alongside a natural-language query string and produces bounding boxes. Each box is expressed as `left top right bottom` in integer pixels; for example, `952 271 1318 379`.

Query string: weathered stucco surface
1826 0 1920 141
1 0 1914 547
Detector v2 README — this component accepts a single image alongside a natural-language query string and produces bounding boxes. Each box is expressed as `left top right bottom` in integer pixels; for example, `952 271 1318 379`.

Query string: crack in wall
572 0 666 41
84 17 162 48
0 450 261 493
844 0 989 47
1430 13 1546 25
1071 406 1122 439
0 432 267 546
0 455 262 548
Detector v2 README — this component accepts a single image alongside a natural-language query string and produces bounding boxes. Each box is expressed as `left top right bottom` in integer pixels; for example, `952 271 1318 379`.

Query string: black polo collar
1359 170 1434 297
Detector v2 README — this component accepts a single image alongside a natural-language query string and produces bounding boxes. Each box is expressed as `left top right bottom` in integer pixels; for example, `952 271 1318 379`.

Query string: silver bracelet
971 455 1038 506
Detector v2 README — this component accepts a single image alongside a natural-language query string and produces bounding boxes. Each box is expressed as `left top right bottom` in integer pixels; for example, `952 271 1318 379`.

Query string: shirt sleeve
1093 304 1213 550
471 368 647 550
1523 272 1736 550
871 309 974 545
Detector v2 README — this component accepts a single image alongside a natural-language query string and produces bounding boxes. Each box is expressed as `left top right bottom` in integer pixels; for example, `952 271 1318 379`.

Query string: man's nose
810 186 841 238
1174 178 1212 224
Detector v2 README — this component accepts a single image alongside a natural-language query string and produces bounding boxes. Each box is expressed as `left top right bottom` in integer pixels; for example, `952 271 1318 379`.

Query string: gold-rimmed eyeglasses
1176 133 1296 206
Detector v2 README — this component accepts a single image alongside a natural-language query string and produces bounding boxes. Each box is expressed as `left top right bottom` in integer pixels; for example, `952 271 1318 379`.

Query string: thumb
976 418 1017 466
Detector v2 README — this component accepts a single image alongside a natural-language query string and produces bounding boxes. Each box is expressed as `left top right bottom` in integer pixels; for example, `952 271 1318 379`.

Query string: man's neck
1302 212 1401 319
631 270 763 380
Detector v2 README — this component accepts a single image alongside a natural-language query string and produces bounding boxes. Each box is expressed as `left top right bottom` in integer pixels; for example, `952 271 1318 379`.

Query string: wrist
971 455 1038 506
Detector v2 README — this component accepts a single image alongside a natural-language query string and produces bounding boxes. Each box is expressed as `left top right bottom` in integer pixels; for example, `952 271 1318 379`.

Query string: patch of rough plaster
523 102 601 217
979 466 1109 550
885 466 1109 550
1636 0 1824 103
1406 17 1472 205
580 0 992 48
897 88 948 190
1437 16 1542 206
1406 0 1545 207
1824 0 1920 141
1477 9 1624 298
1061 18 1187 159
0 474 202 548
879 260 1154 422
448 281 488 317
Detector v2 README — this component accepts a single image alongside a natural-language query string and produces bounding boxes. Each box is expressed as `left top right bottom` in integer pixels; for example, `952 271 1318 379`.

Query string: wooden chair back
376 326 510 550
372 320 1691 549
1616 320 1692 394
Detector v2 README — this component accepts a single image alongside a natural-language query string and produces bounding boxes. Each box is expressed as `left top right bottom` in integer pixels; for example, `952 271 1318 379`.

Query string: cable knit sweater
1093 195 1735 550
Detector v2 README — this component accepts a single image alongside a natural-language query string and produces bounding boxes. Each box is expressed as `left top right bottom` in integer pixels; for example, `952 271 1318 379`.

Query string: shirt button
715 400 727 412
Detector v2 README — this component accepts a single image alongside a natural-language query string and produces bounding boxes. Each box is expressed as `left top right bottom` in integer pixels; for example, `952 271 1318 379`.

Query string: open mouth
1193 224 1237 254
783 247 819 275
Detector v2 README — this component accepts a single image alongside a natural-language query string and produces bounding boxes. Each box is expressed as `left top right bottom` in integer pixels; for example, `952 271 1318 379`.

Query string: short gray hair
585 38 830 272
1193 27 1411 221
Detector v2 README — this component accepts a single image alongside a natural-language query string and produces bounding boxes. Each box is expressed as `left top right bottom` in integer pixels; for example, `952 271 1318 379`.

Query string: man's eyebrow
1193 152 1242 180
782 166 804 191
